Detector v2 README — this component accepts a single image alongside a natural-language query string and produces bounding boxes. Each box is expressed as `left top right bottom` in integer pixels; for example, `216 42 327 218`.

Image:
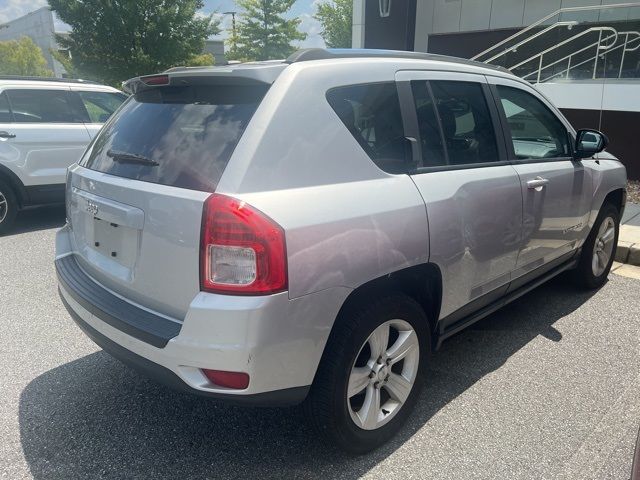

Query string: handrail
471 2 640 62
520 38 612 80
520 29 640 83
483 22 577 64
508 27 618 72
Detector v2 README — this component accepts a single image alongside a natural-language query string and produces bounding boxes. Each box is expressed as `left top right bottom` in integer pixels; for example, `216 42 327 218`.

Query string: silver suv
56 49 627 453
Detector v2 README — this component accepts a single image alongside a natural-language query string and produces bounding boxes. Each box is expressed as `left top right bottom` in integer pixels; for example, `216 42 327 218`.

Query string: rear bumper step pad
55 254 181 348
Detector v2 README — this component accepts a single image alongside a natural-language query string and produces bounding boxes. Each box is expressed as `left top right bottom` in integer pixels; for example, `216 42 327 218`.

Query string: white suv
0 76 125 233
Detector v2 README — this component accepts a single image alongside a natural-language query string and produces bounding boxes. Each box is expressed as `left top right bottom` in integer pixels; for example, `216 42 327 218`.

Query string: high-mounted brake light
140 74 169 86
200 194 287 295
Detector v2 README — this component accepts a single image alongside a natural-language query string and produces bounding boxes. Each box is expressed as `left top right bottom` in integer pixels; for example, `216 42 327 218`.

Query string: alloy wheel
0 191 7 224
347 319 420 430
592 216 616 277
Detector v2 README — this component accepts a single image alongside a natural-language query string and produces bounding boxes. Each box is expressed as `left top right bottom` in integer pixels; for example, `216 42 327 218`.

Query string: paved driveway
1 206 639 480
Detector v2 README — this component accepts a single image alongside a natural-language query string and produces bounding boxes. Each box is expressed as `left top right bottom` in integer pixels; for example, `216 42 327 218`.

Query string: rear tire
0 179 18 235
574 202 619 289
304 294 430 454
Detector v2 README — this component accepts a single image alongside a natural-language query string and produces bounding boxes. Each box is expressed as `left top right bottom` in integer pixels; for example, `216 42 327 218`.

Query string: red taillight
202 369 250 389
200 193 287 295
141 74 169 86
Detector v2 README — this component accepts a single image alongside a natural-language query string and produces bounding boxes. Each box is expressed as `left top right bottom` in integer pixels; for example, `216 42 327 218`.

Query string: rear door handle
527 177 549 191
0 131 16 139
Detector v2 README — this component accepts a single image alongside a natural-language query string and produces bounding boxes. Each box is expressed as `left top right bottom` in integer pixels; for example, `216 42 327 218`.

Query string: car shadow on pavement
5 205 66 236
18 275 597 480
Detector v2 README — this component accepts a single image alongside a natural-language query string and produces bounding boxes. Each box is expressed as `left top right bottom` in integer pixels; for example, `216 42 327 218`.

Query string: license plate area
70 188 145 282
91 217 139 269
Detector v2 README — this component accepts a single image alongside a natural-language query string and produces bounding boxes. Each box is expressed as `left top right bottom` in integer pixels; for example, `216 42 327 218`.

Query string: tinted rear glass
83 84 268 192
326 83 408 174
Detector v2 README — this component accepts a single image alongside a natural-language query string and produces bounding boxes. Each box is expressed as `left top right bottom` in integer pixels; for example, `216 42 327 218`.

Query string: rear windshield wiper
107 149 159 166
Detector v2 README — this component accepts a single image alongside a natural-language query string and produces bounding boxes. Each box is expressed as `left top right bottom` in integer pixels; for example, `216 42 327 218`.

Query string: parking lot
1 206 639 480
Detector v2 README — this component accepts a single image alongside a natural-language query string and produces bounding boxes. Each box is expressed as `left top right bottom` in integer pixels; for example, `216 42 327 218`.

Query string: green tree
47 0 220 85
315 0 352 48
182 53 215 67
228 0 306 62
0 37 53 76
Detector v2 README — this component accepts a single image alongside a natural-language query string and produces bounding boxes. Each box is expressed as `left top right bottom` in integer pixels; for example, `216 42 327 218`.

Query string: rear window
83 84 268 192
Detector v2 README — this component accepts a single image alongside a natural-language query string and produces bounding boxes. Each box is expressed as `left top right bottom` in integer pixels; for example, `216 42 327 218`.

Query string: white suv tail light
200 194 287 295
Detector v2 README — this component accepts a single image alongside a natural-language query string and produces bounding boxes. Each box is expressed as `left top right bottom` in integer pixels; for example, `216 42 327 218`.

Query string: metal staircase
472 2 640 83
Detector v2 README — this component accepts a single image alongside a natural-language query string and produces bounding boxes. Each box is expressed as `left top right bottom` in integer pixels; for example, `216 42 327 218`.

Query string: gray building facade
0 7 66 77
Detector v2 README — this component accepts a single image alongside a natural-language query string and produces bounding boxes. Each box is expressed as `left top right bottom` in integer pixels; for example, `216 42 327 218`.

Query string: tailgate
67 165 209 320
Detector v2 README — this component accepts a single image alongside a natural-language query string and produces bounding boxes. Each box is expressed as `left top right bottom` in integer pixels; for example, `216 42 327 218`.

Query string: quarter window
5 89 79 123
327 83 408 174
496 85 570 160
78 91 126 123
429 81 499 166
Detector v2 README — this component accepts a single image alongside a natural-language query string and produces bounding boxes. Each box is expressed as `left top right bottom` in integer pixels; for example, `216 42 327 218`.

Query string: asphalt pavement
1 206 639 480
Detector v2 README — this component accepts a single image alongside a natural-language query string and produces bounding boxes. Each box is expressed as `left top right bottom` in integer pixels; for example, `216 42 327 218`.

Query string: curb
616 225 640 266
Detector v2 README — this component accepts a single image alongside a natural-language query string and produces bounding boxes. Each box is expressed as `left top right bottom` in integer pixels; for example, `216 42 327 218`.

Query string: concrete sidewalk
616 202 640 265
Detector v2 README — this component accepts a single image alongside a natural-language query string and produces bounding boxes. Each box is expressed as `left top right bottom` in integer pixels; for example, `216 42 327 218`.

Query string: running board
436 257 578 349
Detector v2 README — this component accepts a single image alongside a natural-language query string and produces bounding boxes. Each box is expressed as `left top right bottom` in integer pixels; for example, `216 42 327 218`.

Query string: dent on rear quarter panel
233 177 430 299
214 60 432 299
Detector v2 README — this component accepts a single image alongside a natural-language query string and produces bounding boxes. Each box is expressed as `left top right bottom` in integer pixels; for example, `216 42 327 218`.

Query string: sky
0 0 326 48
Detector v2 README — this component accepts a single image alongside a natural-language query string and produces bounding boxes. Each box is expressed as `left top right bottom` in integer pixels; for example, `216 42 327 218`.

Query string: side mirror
574 129 608 159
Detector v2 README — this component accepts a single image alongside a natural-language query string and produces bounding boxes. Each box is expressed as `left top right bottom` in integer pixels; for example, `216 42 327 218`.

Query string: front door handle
527 176 549 191
0 131 16 139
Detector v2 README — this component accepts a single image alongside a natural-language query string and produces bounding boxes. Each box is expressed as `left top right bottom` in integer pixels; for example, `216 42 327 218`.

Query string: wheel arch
0 163 27 208
601 188 625 214
332 263 442 347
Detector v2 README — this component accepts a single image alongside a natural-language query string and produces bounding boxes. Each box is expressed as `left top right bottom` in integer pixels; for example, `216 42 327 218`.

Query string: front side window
496 85 570 160
78 91 127 123
429 81 499 166
5 89 79 123
327 83 408 174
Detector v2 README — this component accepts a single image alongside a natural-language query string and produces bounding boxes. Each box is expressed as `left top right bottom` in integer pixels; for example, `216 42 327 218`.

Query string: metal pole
537 55 543 84
619 32 628 78
593 30 603 79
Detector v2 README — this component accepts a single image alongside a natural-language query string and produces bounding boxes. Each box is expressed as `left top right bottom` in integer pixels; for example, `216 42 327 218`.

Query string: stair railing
471 2 640 63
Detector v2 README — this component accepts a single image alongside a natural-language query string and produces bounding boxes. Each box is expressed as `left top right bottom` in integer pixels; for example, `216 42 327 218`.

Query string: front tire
0 179 18 235
304 294 430 454
574 202 619 289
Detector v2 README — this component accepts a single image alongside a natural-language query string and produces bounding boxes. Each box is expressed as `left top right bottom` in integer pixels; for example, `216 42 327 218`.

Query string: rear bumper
58 290 309 406
56 227 351 404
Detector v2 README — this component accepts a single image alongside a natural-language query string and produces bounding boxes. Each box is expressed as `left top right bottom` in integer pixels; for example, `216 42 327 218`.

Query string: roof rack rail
0 75 100 85
285 48 511 73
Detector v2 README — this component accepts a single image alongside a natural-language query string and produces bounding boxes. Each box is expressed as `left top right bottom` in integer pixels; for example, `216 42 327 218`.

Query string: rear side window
410 82 446 167
327 83 408 174
0 92 11 122
83 84 268 192
5 89 80 123
78 91 126 123
429 81 499 166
